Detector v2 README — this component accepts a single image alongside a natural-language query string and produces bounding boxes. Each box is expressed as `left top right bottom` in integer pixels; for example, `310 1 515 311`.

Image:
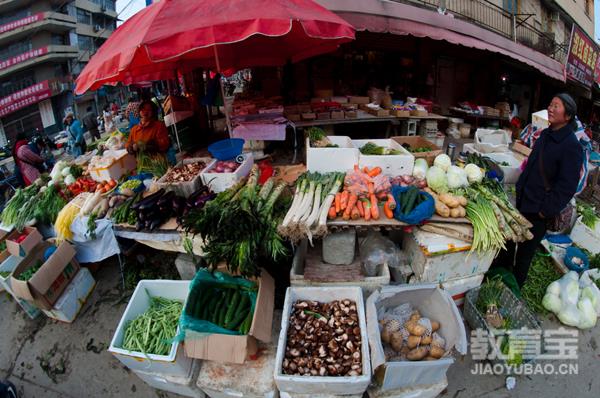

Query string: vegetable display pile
379 305 446 361
406 146 430 153
424 188 466 218
476 277 506 328
131 189 182 231
542 271 599 329
55 195 87 243
182 166 288 277
67 177 99 195
34 185 68 225
206 160 240 174
1 184 40 229
576 201 599 230
308 127 337 148
521 252 562 314
122 296 183 356
359 142 401 155
282 300 362 376
137 152 169 176
185 281 257 334
162 161 206 182
17 260 44 281
279 172 344 242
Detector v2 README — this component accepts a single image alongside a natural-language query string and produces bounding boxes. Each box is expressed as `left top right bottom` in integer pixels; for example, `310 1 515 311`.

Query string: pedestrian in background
103 105 114 134
64 113 86 157
82 106 100 141
125 96 141 129
13 133 44 186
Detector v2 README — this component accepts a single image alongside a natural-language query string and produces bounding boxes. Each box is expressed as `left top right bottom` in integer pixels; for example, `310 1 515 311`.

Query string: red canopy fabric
75 0 355 94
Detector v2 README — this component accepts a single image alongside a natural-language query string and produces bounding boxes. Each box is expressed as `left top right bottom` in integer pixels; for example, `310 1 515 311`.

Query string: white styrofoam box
42 267 96 323
291 239 390 297
280 392 361 398
439 273 485 307
463 143 523 184
133 359 204 398
201 153 254 193
306 136 359 173
353 139 415 176
367 377 448 398
366 286 467 392
201 388 278 398
274 287 371 395
570 216 600 255
473 129 511 153
89 149 136 182
156 157 212 198
0 252 41 319
403 231 494 283
109 280 193 378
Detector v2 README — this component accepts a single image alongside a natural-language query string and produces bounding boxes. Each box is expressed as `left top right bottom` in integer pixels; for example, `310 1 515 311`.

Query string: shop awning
317 0 566 82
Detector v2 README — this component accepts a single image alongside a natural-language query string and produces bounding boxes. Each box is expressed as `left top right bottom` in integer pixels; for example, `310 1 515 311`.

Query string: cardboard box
348 96 370 104
42 267 96 323
410 110 428 117
10 241 80 310
390 110 410 118
317 112 331 120
109 280 193 377
391 136 442 166
184 272 275 364
331 96 348 104
297 104 312 113
330 110 344 120
274 286 371 395
368 108 390 117
366 285 467 391
285 113 301 122
0 250 41 319
284 105 299 114
345 110 357 119
6 227 42 257
570 216 600 255
301 113 316 120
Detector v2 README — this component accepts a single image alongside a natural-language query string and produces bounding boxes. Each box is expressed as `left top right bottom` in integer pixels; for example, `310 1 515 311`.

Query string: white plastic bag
580 269 600 315
359 231 402 277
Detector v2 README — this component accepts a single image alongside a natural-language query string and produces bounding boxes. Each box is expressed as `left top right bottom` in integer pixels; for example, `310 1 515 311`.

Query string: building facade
0 0 117 146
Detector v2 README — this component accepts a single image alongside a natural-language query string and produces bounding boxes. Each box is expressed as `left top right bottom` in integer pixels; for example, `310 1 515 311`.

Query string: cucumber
209 291 224 324
239 310 253 334
185 289 199 317
194 288 213 319
224 290 241 326
404 188 418 215
218 290 234 327
226 296 250 330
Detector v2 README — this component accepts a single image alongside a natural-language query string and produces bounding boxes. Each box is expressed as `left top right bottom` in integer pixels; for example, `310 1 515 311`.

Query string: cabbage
542 293 562 313
61 167 71 177
577 298 597 329
433 154 451 172
446 165 468 189
557 305 581 327
412 159 429 179
50 160 68 181
464 163 483 184
581 286 598 310
426 166 448 194
64 175 76 186
560 280 580 305
546 281 561 295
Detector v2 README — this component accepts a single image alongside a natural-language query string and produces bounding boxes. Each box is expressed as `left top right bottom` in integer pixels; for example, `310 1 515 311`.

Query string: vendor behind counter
126 100 170 155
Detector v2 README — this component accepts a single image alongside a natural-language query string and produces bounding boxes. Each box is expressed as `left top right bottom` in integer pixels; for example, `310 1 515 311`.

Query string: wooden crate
391 135 442 165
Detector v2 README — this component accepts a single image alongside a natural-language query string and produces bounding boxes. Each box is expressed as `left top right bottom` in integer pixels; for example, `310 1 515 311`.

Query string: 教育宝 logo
470 327 579 376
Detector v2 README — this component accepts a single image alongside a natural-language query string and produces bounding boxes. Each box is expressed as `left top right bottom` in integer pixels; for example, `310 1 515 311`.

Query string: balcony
0 12 76 46
75 0 118 19
390 0 569 64
0 45 78 80
0 0 68 15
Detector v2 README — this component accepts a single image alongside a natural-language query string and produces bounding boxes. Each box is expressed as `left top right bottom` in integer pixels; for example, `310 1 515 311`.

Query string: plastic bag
391 185 435 225
359 231 401 276
178 270 258 340
580 269 600 315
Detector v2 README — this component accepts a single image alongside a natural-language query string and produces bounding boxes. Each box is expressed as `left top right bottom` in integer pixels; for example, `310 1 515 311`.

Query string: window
76 8 92 25
0 71 36 98
502 0 518 14
0 40 32 62
0 7 30 27
77 35 94 51
586 0 593 16
51 33 68 46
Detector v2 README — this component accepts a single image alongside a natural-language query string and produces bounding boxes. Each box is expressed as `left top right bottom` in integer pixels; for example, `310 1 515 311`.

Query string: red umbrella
75 0 354 94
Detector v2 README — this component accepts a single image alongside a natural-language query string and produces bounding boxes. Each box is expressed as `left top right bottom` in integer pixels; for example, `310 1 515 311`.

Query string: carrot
357 200 365 217
328 205 337 219
340 190 349 210
363 166 370 174
354 164 361 172
370 194 379 220
367 166 382 177
377 191 387 200
344 193 359 219
335 193 341 214
367 182 374 195
363 199 371 221
351 205 360 220
384 201 394 219
387 193 397 210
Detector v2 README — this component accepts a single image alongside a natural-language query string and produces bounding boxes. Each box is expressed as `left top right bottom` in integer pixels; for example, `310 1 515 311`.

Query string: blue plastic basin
208 139 245 161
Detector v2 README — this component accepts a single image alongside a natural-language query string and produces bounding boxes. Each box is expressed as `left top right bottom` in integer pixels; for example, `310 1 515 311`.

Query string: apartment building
0 0 117 145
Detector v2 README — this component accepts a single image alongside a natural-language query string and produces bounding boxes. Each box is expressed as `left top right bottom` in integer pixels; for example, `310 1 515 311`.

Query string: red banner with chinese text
0 81 53 117
0 47 49 71
0 13 44 35
566 25 599 88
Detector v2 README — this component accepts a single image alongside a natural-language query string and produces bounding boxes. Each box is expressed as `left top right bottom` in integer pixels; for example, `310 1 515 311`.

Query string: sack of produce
178 270 258 338
390 185 434 225
359 232 402 277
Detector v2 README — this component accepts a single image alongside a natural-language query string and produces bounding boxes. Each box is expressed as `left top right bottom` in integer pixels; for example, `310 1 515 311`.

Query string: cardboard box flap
367 285 467 372
250 271 275 343
29 241 76 294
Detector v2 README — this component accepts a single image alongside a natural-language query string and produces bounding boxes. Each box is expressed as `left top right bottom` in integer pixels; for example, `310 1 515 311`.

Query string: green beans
122 296 182 356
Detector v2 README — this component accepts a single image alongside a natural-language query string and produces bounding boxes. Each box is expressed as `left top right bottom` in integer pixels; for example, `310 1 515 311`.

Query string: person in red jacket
13 133 44 186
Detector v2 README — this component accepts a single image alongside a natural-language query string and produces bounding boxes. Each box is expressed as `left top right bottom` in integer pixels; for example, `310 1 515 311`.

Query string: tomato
108 180 117 188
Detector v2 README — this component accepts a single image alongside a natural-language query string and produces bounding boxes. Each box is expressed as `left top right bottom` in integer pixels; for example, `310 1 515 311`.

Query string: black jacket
516 124 583 217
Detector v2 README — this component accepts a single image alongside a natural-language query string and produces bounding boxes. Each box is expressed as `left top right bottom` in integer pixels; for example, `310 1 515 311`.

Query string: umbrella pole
213 45 233 137
166 78 183 157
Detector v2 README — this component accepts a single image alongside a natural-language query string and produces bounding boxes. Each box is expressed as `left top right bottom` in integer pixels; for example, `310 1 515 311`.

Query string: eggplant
135 220 144 232
192 192 217 208
156 191 175 207
172 196 186 211
149 217 164 231
188 186 209 203
133 189 165 211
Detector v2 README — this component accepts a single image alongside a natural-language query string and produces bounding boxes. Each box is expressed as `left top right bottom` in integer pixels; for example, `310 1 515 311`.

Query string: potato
390 332 404 352
407 335 422 349
409 311 421 321
435 201 450 218
450 207 462 218
406 347 429 361
439 193 459 208
424 355 439 361
429 345 445 359
431 321 440 332
381 328 391 344
405 321 427 337
421 334 432 345
457 196 467 207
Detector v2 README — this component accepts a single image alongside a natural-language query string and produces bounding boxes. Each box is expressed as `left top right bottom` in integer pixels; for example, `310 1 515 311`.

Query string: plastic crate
463 284 542 364
208 138 244 160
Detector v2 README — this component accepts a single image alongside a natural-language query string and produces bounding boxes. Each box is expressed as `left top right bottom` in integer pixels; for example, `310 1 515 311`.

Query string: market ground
1 258 599 398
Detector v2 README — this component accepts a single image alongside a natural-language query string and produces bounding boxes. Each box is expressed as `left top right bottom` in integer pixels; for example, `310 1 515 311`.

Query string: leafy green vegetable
17 260 44 281
576 201 598 230
137 152 169 176
360 142 401 155
521 252 561 314
34 185 68 225
1 185 39 228
476 276 505 313
87 213 98 240
308 127 337 147
0 271 11 279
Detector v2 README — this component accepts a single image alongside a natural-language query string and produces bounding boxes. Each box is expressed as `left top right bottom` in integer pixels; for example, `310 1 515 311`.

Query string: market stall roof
75 0 355 94
316 0 565 82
